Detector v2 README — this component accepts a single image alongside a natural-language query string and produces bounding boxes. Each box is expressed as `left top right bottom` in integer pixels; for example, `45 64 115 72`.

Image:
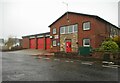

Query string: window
74 24 78 32
53 40 57 46
83 22 90 30
65 26 69 34
60 27 65 34
60 24 78 34
83 39 90 47
68 25 73 33
53 28 56 34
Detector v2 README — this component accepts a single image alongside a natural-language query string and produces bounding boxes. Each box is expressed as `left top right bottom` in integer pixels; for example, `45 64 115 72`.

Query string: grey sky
0 0 119 39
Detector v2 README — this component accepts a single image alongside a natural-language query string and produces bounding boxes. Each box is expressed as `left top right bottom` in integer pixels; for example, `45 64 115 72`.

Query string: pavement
5 49 48 55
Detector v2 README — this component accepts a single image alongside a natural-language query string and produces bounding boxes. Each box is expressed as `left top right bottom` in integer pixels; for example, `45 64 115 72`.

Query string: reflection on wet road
2 52 118 81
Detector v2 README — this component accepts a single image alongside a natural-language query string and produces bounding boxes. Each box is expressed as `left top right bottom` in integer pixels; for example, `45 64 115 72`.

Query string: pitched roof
48 11 119 29
22 32 50 38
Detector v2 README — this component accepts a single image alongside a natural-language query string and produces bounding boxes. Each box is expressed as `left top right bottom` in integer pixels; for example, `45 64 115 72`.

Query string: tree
112 35 120 48
100 40 119 52
5 37 15 50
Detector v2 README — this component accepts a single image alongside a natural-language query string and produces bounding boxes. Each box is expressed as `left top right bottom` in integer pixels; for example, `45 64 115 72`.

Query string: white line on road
54 59 60 61
81 62 93 65
38 56 42 59
65 60 70 62
44 58 50 60
102 65 119 69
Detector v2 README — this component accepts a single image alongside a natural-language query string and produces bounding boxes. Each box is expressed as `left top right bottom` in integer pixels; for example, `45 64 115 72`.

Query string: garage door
30 39 36 49
45 38 51 50
37 38 44 50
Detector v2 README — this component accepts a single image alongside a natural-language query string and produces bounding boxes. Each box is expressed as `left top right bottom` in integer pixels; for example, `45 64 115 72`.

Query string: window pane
83 22 90 30
65 26 68 34
68 25 73 33
74 24 78 32
53 28 56 34
83 39 90 47
53 40 56 46
60 27 65 34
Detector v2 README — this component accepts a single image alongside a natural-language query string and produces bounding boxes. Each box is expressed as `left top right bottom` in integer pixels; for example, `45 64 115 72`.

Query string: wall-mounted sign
54 35 59 39
37 35 44 38
45 35 50 37
29 36 35 39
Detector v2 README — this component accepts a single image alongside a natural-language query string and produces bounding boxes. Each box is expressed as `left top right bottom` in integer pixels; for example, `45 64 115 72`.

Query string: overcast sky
0 0 119 39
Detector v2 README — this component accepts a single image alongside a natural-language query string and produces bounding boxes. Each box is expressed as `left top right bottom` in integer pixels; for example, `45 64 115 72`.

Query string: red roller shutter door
46 38 51 50
30 39 36 49
37 38 44 50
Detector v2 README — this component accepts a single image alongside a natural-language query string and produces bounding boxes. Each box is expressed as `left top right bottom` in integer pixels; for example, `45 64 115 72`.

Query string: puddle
7 73 25 80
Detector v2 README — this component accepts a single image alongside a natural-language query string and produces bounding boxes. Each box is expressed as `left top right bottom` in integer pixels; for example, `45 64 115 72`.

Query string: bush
100 40 119 52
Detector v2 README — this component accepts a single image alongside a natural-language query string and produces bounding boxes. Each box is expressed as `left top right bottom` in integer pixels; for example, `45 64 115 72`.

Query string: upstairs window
53 28 56 34
83 38 90 47
68 25 73 33
83 22 91 30
60 24 78 34
65 26 69 34
74 24 78 32
60 27 65 34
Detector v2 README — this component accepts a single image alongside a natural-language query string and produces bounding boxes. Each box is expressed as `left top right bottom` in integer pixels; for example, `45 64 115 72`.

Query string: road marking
70 61 74 63
65 60 70 62
38 56 42 59
102 65 118 69
54 59 60 61
44 58 50 60
102 61 114 65
81 62 93 65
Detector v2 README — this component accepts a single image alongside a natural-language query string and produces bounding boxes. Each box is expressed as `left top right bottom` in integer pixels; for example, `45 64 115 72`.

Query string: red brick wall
22 37 29 49
50 13 113 52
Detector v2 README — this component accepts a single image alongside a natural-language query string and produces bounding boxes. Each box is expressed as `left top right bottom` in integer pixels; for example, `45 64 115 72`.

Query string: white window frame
83 39 90 47
73 24 78 32
83 22 90 30
53 40 57 46
65 26 69 34
53 28 56 34
68 25 73 33
60 27 65 34
60 24 78 34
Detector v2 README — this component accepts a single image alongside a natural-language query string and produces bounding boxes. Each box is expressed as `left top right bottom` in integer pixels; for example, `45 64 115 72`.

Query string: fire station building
49 12 120 52
22 32 51 50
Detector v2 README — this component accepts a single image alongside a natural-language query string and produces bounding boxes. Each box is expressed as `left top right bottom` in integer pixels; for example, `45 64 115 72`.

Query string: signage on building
29 36 35 39
45 34 50 37
37 35 44 38
54 35 59 39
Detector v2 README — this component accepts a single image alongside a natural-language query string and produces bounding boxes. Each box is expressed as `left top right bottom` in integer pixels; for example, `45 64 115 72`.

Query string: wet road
2 52 118 81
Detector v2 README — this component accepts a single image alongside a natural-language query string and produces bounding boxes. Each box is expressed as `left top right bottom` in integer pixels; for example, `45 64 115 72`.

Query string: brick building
49 12 120 52
22 32 51 50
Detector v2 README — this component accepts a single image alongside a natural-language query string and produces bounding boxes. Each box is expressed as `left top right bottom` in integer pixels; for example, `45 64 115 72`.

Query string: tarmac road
2 52 119 81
